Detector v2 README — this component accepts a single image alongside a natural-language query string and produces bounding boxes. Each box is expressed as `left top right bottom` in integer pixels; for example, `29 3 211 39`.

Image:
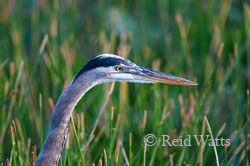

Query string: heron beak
130 66 198 86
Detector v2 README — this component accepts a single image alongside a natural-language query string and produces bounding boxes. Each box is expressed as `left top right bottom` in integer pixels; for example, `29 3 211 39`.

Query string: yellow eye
115 65 123 72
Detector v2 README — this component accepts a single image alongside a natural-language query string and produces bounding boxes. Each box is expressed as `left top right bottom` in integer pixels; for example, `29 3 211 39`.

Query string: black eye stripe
74 56 132 81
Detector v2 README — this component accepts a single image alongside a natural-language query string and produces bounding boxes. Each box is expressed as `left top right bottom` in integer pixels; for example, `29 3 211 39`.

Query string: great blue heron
35 54 197 166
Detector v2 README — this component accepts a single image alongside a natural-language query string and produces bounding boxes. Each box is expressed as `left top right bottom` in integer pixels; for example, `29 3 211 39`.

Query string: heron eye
115 65 124 72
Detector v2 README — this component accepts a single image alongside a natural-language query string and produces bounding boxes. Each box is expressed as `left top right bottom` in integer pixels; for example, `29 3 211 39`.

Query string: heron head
74 54 197 86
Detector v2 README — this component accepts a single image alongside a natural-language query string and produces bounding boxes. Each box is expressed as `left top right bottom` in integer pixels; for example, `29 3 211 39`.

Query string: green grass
0 0 249 165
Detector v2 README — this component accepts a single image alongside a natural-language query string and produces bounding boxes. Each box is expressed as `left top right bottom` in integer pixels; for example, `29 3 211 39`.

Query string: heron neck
35 74 98 166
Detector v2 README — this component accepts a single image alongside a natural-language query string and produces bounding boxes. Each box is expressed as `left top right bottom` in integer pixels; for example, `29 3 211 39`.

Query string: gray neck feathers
35 72 100 166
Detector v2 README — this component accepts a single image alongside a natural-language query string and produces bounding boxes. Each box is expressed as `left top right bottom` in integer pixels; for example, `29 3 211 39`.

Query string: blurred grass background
0 0 249 165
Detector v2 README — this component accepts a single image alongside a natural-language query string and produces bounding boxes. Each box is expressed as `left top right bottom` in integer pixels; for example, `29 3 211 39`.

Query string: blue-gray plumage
35 54 197 166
